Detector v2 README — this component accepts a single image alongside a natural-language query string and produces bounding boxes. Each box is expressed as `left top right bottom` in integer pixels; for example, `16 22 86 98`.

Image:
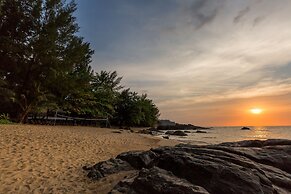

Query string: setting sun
250 108 263 114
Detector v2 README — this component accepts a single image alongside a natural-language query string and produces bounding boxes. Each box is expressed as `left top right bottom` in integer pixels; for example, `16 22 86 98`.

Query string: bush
0 114 13 124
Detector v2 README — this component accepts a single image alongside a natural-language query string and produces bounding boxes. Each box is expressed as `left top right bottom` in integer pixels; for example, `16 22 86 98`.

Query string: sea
158 126 291 145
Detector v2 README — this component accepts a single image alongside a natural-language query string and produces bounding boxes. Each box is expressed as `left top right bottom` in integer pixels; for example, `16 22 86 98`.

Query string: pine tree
91 71 123 118
0 0 93 122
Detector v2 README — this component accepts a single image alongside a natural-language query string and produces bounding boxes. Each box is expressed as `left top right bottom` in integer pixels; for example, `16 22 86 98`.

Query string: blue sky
75 0 291 126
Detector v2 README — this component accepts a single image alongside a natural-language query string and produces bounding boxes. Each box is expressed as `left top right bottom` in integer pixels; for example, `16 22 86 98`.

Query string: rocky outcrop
138 128 163 136
165 130 188 136
110 167 209 194
195 130 207 133
157 124 210 131
84 139 291 194
241 127 251 130
83 158 134 180
138 129 158 135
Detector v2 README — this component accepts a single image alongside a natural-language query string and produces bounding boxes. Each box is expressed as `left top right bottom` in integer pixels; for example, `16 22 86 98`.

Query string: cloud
253 16 265 26
158 77 291 110
161 92 291 126
76 0 291 124
187 0 220 29
233 6 250 23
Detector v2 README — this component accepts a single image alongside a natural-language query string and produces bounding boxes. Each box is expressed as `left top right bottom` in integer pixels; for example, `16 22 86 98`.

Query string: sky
75 0 291 126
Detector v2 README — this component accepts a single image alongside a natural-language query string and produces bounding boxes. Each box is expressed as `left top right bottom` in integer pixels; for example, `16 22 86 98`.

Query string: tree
0 0 93 122
137 94 160 127
91 71 123 118
0 0 160 126
114 89 159 127
53 64 95 116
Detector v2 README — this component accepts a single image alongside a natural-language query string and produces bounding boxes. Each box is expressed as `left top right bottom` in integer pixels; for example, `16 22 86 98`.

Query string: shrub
0 113 12 124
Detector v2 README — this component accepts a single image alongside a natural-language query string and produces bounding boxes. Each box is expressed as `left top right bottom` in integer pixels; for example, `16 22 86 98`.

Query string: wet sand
0 125 177 194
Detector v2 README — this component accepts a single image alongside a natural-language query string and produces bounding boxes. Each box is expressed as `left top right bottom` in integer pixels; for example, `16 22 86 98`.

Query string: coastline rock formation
157 124 210 131
241 127 251 130
195 130 207 133
84 139 291 194
165 130 188 136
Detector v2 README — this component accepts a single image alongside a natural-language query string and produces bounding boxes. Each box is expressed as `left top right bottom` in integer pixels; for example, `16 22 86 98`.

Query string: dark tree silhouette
0 0 93 122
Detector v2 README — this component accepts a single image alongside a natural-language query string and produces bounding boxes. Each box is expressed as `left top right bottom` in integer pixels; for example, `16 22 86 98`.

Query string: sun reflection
251 127 268 139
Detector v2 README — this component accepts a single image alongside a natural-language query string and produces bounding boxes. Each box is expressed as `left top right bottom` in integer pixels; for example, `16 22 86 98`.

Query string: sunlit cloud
158 78 291 110
76 0 291 125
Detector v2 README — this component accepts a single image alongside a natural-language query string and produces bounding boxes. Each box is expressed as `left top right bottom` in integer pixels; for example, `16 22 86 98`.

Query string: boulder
138 129 157 135
241 127 251 130
219 139 291 147
172 130 188 136
111 167 209 194
165 130 188 136
85 139 291 193
117 150 158 169
165 131 174 135
83 158 133 180
196 130 207 133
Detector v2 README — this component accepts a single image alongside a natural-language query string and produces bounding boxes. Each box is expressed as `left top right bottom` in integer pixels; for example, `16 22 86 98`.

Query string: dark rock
86 158 133 180
87 169 104 180
165 130 188 136
117 150 158 169
241 127 251 130
219 139 291 147
163 136 170 139
138 129 158 135
111 167 209 194
109 173 138 194
184 130 191 133
82 165 91 171
196 130 207 133
147 127 157 131
165 131 174 135
154 149 275 194
173 130 188 136
157 124 210 131
85 139 291 193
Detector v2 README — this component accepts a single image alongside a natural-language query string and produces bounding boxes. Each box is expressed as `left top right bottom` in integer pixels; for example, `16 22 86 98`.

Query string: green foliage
114 89 159 127
0 113 13 124
90 71 123 117
0 0 93 122
0 0 160 127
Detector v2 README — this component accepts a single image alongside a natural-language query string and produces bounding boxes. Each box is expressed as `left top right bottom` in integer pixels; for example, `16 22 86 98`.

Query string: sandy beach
0 125 177 194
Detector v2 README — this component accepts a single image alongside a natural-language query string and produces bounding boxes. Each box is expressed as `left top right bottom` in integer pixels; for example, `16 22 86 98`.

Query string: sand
0 125 178 194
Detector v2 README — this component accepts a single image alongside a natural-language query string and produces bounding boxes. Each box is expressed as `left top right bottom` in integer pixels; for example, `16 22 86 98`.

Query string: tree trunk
18 105 32 123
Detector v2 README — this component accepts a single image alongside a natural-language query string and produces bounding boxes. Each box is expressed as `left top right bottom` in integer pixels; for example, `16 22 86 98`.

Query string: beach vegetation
0 0 93 122
114 89 159 127
0 0 159 127
0 113 13 124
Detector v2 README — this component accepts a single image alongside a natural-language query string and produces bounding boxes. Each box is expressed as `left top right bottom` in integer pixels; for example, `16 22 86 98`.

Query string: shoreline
0 124 178 194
